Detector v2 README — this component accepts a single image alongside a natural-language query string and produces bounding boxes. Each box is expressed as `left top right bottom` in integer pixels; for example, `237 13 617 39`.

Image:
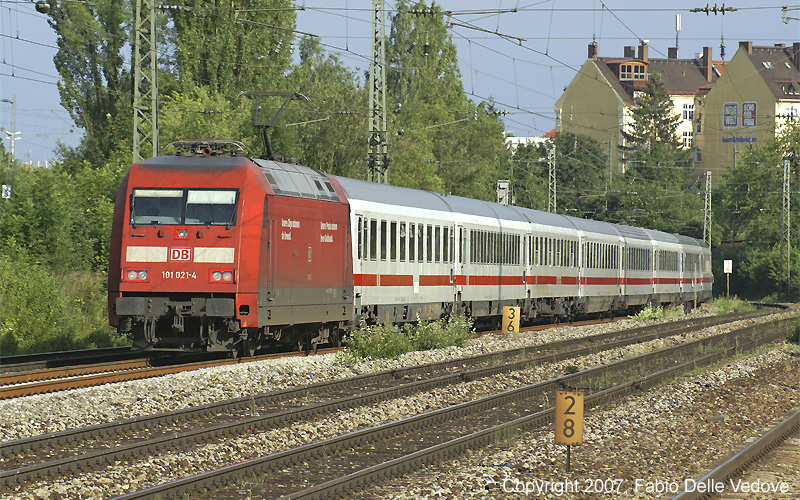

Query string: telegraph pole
367 0 389 183
548 143 557 213
703 171 712 246
132 0 159 162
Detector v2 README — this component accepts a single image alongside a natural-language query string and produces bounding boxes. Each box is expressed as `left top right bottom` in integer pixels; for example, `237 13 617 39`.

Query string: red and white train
108 140 712 355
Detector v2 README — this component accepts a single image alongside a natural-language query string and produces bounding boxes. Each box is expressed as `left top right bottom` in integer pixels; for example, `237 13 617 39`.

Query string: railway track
672 407 800 500
0 346 137 374
105 314 795 500
0 309 780 496
0 348 342 400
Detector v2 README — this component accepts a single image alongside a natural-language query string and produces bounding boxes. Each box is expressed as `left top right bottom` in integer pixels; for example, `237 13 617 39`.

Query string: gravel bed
0 309 728 443
1 307 796 499
359 344 800 500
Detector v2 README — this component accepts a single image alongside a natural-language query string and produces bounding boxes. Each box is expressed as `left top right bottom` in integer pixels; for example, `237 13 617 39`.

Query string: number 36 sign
555 391 584 445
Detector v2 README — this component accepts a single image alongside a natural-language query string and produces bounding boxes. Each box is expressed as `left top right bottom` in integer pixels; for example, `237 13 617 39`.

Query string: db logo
170 248 192 261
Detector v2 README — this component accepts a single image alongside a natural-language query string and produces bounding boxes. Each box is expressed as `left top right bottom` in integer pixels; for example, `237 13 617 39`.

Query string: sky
1 1 799 165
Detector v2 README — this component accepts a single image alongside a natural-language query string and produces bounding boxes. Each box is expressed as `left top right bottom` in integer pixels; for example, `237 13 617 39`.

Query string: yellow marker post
555 390 584 471
501 306 520 335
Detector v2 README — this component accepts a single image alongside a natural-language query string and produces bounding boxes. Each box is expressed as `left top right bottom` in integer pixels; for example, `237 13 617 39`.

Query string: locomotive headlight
175 228 188 239
209 269 234 283
124 269 149 282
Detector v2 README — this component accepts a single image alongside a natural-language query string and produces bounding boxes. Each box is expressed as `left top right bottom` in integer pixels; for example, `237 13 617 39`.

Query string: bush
339 315 474 362
704 296 756 314
0 247 119 355
788 322 800 344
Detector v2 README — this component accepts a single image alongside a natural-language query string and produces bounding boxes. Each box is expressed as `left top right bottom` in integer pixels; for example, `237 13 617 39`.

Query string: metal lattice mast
703 171 712 246
367 0 388 183
783 159 791 300
133 0 159 162
547 143 557 212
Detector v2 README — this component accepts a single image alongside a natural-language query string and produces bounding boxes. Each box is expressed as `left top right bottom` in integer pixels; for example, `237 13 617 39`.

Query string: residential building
700 42 800 181
555 41 725 174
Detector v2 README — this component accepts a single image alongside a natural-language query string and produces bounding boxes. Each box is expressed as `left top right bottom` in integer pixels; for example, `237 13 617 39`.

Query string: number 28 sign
555 391 584 446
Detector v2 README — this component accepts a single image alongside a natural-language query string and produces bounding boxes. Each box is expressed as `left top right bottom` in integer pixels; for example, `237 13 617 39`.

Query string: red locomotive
108 140 353 355
109 140 712 356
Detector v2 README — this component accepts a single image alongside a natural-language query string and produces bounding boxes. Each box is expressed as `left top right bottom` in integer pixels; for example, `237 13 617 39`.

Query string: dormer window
620 63 646 80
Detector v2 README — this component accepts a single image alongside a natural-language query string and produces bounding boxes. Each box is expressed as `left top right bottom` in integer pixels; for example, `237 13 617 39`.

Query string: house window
682 103 694 120
682 131 693 149
695 148 703 163
620 64 646 80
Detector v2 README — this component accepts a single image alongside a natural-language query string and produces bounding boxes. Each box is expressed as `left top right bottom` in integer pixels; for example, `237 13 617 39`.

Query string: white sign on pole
724 260 732 274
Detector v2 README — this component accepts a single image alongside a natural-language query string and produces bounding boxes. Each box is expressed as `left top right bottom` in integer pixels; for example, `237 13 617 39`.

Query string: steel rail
0 310 760 462
107 316 795 500
0 347 342 400
670 407 800 500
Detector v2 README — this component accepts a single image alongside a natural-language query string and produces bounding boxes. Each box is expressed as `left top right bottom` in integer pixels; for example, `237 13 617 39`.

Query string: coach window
418 224 425 263
409 223 416 261
369 219 378 260
399 223 406 262
390 221 397 261
380 220 388 261
426 225 433 263
443 227 449 263
432 226 439 262
357 216 363 260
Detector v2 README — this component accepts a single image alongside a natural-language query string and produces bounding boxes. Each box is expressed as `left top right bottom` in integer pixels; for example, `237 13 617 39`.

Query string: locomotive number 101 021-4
162 271 197 279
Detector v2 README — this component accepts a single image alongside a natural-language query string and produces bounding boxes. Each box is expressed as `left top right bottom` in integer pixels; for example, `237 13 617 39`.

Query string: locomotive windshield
131 188 238 226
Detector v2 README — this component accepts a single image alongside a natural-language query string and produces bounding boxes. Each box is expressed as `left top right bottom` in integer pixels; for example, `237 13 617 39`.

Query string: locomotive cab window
131 188 238 226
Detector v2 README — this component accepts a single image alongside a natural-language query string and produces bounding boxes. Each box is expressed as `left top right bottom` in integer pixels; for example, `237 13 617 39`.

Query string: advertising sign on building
742 102 757 127
723 102 738 128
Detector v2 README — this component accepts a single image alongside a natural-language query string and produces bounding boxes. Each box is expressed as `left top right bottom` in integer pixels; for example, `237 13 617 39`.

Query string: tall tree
385 1 508 199
612 73 701 234
280 38 367 179
47 0 130 163
716 123 800 245
620 73 692 183
169 0 295 97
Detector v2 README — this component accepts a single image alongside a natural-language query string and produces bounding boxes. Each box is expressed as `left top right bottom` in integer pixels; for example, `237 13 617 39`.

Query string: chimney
638 41 649 62
739 41 753 55
588 42 598 59
793 42 800 70
624 46 636 58
702 46 713 82
668 47 678 59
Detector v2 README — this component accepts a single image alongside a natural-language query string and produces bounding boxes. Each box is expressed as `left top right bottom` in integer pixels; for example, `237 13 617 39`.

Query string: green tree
170 0 295 97
46 0 131 163
280 37 367 178
620 73 691 182
385 1 508 199
611 73 702 234
716 123 800 245
508 142 548 211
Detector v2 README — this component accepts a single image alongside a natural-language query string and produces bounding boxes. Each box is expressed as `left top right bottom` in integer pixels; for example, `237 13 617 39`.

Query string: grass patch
336 315 474 362
704 296 756 314
628 304 684 321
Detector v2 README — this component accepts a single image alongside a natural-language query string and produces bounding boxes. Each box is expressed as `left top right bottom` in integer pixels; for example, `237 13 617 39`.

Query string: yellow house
555 41 723 175
700 42 800 182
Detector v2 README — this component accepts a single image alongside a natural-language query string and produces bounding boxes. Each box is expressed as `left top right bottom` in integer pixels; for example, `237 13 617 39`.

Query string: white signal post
555 390 584 472
724 260 733 298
